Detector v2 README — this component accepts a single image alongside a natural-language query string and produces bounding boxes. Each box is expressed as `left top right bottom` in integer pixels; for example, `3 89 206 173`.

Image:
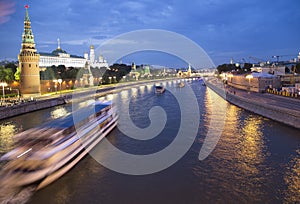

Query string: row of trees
216 63 253 74
0 61 18 82
40 64 132 85
0 62 132 85
217 63 300 74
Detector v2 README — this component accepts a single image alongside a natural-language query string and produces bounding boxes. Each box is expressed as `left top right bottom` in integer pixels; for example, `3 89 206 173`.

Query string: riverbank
205 77 300 129
0 78 176 120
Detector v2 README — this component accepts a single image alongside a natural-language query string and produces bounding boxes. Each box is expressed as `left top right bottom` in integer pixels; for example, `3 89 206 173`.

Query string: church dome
52 48 67 55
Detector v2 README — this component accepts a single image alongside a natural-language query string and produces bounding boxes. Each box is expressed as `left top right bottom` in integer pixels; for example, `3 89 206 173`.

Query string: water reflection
50 107 68 119
237 116 264 175
284 149 300 203
0 123 17 155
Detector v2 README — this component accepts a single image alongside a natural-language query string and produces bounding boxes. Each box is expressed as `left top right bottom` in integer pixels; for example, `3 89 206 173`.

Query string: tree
0 66 14 82
40 67 56 80
5 62 17 73
15 67 21 81
295 63 300 74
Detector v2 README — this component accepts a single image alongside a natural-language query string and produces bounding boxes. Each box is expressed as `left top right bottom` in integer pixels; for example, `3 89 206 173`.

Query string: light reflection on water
0 123 17 155
50 107 68 119
284 149 300 203
0 80 299 204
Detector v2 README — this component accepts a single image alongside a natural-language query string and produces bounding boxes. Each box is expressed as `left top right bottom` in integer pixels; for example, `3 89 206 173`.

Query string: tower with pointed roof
90 45 95 63
18 5 41 97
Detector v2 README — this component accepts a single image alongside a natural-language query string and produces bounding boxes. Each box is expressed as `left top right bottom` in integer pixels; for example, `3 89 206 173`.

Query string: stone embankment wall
0 98 66 120
205 80 300 129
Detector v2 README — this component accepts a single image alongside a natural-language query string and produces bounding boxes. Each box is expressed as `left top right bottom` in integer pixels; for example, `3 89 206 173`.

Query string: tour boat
155 86 165 94
0 101 118 190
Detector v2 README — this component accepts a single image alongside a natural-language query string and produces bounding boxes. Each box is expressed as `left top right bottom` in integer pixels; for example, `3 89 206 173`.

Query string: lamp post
10 88 20 101
246 74 253 93
58 79 62 96
108 76 112 84
0 82 8 102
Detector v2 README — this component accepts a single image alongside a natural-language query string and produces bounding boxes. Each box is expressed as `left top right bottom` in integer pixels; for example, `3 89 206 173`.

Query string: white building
39 40 109 69
251 65 286 76
86 45 109 68
39 39 86 68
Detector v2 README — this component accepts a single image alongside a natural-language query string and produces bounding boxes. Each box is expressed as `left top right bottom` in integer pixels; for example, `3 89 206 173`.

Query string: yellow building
18 5 41 97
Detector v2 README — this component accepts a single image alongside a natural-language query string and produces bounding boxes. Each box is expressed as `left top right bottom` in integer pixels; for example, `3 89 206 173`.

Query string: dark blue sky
0 0 299 67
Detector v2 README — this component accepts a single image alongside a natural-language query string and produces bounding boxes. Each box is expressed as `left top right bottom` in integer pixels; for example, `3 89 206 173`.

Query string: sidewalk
205 77 300 129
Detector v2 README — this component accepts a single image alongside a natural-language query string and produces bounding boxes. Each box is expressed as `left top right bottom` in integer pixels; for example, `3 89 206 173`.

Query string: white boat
0 101 118 190
155 86 165 94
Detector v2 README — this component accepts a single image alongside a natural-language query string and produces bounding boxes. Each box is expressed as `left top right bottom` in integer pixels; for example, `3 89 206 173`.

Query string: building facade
39 39 86 68
18 5 41 97
85 45 109 68
39 43 109 69
227 73 281 93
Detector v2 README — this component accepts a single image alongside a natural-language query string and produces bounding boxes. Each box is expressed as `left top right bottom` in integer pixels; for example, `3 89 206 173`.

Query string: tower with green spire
18 5 41 97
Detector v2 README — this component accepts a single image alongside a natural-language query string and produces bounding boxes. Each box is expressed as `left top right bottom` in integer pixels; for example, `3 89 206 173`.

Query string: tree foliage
101 64 131 84
5 62 17 73
14 67 21 81
295 63 300 74
0 66 14 82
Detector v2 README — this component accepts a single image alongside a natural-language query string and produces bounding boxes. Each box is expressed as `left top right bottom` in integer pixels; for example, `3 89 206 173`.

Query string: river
0 79 299 203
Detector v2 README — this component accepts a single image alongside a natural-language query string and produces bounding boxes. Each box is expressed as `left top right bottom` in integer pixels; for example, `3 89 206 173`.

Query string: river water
0 80 299 204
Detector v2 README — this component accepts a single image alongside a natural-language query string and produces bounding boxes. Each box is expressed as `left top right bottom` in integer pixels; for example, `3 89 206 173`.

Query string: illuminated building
18 5 41 97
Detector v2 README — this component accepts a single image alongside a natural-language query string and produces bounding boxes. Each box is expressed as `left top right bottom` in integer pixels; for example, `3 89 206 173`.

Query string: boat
0 101 118 190
178 82 185 88
155 86 165 94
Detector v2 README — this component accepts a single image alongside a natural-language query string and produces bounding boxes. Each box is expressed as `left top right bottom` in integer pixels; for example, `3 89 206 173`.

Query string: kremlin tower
18 5 41 97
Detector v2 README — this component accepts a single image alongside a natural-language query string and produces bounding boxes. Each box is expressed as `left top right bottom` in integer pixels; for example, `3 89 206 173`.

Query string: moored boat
0 101 118 190
155 86 165 94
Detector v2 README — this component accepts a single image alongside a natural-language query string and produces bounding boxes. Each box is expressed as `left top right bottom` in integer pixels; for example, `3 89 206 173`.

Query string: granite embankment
0 97 66 120
205 78 300 129
0 78 175 120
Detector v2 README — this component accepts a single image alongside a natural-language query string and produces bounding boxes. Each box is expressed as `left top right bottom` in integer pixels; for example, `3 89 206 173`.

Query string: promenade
206 77 300 129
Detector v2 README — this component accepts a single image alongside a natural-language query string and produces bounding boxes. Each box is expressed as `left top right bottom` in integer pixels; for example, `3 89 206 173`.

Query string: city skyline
0 0 299 68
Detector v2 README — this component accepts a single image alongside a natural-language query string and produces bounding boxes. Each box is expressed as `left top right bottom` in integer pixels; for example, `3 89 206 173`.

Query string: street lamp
246 74 253 93
10 88 20 100
108 76 112 84
58 79 62 95
0 82 8 101
53 79 58 93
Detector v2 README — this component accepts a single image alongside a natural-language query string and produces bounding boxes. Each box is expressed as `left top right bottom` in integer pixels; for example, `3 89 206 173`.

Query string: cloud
0 0 15 24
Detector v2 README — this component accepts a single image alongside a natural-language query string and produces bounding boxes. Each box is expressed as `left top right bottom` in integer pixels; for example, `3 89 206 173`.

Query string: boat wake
0 186 36 204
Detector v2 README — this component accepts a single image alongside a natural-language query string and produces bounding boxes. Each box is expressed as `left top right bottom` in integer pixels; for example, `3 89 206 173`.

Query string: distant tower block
298 52 300 62
18 5 41 97
84 52 89 60
90 45 95 63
